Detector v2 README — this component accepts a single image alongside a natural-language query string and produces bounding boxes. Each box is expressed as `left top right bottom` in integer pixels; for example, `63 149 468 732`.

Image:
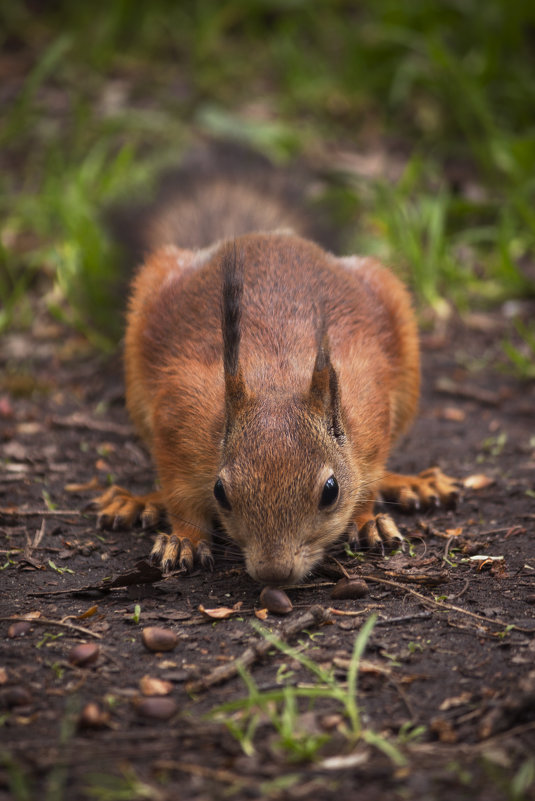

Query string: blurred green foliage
1 0 534 346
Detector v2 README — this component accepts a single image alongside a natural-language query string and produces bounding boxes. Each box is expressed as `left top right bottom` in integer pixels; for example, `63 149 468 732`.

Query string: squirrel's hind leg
379 467 461 512
94 485 164 530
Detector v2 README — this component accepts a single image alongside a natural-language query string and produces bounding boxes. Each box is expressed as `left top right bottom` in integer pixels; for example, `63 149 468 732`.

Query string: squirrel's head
216 244 356 583
215 363 356 585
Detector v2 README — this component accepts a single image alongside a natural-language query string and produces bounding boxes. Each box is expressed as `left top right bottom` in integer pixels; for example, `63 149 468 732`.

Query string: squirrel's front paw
350 513 404 553
150 532 214 574
93 485 164 530
379 468 461 512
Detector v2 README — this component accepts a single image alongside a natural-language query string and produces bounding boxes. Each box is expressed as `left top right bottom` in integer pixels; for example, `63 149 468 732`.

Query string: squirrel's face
213 397 357 584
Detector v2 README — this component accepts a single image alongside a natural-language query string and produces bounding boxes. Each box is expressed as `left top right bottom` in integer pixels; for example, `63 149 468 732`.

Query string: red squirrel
95 149 459 585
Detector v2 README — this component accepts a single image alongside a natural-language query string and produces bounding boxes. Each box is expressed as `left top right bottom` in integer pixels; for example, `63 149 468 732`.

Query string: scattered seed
3 686 32 708
68 642 100 666
8 621 32 638
141 626 178 652
330 578 369 600
259 587 293 615
139 675 173 696
136 696 177 720
526 594 535 605
78 702 109 729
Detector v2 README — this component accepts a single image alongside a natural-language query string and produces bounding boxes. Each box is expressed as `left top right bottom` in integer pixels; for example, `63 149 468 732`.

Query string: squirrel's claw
93 485 165 530
352 513 404 553
379 467 460 513
150 532 213 574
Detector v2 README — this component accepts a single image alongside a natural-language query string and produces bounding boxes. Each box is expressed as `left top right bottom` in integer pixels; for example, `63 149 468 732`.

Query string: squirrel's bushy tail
109 141 318 262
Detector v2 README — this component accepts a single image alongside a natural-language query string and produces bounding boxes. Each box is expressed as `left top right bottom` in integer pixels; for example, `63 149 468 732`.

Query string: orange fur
95 189 458 584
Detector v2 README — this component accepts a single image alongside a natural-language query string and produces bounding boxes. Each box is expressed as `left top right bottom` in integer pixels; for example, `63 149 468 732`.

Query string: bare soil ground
1 311 535 801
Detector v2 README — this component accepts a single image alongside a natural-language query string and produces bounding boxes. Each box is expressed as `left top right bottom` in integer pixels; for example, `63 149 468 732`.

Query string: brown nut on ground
78 702 110 729
330 578 369 600
136 697 177 720
8 621 32 638
259 587 293 615
68 643 100 666
141 626 178 652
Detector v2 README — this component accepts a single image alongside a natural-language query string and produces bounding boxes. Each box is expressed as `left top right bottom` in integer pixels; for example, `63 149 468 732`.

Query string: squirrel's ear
221 242 251 424
308 333 345 440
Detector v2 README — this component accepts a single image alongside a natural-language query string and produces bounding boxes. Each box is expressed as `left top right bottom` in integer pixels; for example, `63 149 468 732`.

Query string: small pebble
141 627 178 652
136 696 177 720
259 587 293 615
68 642 100 667
330 578 369 600
526 594 535 605
8 621 32 638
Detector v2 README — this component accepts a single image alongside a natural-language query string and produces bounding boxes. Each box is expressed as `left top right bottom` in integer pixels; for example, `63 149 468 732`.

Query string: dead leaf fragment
198 605 236 620
65 477 101 493
445 527 463 538
439 407 466 422
439 691 473 711
254 608 269 620
463 474 495 490
76 605 98 620
139 675 173 696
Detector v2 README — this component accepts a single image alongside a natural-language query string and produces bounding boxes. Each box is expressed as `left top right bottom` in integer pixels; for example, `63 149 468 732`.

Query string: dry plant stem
0 616 102 639
0 507 83 518
186 604 332 693
359 574 534 633
51 413 132 436
154 760 259 789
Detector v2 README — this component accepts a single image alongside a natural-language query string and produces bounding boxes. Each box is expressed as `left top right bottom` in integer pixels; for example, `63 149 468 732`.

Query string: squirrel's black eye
214 478 231 511
319 475 339 509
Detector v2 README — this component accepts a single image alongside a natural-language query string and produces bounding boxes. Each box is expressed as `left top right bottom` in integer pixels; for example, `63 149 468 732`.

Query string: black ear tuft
309 314 345 441
221 242 244 378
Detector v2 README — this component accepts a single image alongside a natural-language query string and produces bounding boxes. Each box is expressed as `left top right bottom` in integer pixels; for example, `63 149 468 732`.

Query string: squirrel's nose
251 563 294 585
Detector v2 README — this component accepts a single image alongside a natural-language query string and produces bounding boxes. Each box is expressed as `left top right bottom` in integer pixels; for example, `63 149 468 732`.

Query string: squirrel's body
96 155 458 584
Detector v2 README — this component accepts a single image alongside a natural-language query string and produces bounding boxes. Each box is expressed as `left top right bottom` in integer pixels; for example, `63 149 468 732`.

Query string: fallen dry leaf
439 691 472 711
76 605 98 620
463 474 495 490
254 608 269 620
445 527 463 537
198 605 236 620
65 477 101 493
439 407 466 422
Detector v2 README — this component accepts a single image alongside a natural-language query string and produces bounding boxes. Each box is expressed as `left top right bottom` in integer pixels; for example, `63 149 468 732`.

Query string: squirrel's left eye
214 478 231 511
319 475 339 509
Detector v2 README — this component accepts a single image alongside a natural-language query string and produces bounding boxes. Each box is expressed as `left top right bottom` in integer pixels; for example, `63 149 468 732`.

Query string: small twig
359 574 534 633
51 413 131 436
0 616 102 639
448 579 470 600
0 508 83 518
154 760 258 789
374 611 432 626
186 604 332 693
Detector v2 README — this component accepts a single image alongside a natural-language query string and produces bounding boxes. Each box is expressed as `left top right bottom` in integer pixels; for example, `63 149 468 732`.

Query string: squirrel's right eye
319 475 339 509
214 478 231 511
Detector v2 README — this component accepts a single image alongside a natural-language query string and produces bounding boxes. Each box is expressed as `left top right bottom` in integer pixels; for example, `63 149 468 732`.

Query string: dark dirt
1 312 535 801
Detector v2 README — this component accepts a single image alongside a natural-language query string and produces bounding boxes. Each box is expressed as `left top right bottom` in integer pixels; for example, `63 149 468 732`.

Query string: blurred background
1 0 534 372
